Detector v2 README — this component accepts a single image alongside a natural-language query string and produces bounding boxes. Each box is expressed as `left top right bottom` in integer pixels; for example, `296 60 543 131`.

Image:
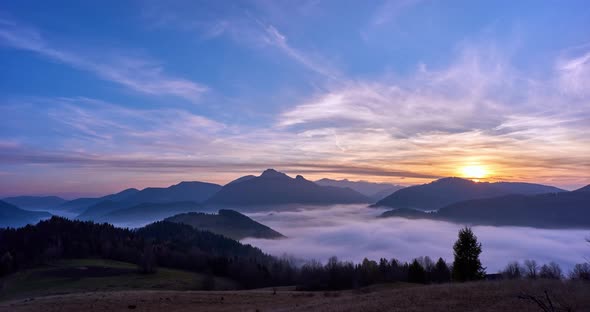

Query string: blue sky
1 0 589 197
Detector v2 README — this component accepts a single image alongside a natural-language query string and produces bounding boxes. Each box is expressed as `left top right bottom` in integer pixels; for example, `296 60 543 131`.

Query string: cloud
140 3 340 80
274 45 590 186
557 50 590 98
260 24 340 80
0 18 208 101
243 204 590 272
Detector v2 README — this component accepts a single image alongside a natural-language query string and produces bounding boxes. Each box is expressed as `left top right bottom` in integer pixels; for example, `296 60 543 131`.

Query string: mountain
58 188 140 215
373 177 565 211
165 209 285 240
379 186 590 228
315 178 404 202
121 182 221 204
2 196 66 211
76 182 221 220
205 169 370 207
93 201 204 226
0 200 51 228
227 175 257 185
574 184 590 193
0 217 292 289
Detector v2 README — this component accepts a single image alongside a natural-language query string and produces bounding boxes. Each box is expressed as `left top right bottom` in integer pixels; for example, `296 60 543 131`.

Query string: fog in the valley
242 205 589 273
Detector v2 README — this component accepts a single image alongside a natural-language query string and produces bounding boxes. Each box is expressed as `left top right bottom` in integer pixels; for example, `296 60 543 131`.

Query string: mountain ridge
373 177 565 210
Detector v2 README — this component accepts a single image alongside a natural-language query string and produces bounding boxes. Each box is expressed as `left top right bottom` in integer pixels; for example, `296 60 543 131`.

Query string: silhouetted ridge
574 184 590 193
0 200 51 228
165 209 284 240
315 178 404 202
380 188 590 228
1 196 66 210
206 169 370 206
374 177 565 210
75 181 221 221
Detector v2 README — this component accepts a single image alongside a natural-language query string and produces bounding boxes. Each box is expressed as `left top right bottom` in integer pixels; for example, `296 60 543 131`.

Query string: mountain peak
432 177 474 185
260 169 290 179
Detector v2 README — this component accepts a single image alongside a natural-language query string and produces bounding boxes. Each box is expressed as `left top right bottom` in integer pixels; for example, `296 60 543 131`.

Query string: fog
242 205 589 273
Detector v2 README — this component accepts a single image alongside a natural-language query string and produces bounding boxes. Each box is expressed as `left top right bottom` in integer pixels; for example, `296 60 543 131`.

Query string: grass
0 258 238 301
2 279 589 311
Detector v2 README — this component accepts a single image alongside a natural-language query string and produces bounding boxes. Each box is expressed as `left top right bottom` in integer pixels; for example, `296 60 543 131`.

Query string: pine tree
432 257 451 283
408 259 426 284
452 227 485 281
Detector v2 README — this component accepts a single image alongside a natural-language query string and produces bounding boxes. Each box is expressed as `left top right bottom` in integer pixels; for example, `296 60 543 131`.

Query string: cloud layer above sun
0 1 589 196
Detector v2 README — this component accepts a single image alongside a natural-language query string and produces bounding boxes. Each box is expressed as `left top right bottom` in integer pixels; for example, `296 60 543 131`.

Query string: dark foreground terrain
1 279 589 312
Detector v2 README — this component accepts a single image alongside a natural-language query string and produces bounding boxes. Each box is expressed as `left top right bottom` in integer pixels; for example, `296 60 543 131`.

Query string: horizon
1 167 585 199
1 1 589 196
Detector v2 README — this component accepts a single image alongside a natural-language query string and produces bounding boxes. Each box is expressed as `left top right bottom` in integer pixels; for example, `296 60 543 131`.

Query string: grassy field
1 279 589 311
0 259 237 301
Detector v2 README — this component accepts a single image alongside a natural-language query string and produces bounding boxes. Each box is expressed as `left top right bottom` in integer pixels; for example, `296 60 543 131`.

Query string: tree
502 261 522 279
569 263 590 280
137 244 157 274
431 257 451 283
0 252 14 276
539 262 562 279
523 259 539 279
452 227 485 281
408 259 426 284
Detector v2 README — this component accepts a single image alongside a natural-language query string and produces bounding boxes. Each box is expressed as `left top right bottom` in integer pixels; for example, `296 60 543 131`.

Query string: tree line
0 217 588 290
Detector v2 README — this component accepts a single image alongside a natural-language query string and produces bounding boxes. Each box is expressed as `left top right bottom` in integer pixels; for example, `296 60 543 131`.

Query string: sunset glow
460 166 489 180
0 1 589 197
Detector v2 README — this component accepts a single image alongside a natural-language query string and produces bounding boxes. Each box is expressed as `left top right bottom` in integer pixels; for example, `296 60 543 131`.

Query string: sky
1 0 589 197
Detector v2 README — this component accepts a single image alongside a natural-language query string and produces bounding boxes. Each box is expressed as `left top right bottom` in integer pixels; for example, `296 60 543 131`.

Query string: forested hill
0 217 295 288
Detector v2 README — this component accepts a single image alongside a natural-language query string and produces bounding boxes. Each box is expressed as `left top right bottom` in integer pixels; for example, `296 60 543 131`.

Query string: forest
0 217 588 291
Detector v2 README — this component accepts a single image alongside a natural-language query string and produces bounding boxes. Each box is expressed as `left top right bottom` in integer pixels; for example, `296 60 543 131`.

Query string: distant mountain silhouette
74 182 221 219
2 196 66 211
0 200 51 228
227 175 257 185
121 181 221 204
380 186 590 228
574 184 590 193
57 188 140 214
315 178 404 202
165 209 285 240
205 169 370 206
373 177 565 210
93 201 204 225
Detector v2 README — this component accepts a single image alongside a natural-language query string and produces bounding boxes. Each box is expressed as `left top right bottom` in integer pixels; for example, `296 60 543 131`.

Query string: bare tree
502 261 522 279
539 262 562 280
524 259 539 279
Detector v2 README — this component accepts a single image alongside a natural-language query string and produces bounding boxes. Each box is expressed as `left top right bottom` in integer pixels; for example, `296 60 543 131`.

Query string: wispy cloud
275 45 590 186
260 23 340 80
557 50 590 98
0 18 208 101
140 3 340 81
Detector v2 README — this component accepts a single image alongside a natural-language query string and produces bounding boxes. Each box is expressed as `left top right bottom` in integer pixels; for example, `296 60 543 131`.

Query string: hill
93 201 204 226
0 200 51 228
165 209 285 240
373 177 565 210
379 185 590 228
0 217 294 289
206 169 370 206
1 196 66 211
315 178 404 202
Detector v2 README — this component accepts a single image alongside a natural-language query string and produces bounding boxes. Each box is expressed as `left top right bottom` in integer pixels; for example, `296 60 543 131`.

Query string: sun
460 165 489 180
